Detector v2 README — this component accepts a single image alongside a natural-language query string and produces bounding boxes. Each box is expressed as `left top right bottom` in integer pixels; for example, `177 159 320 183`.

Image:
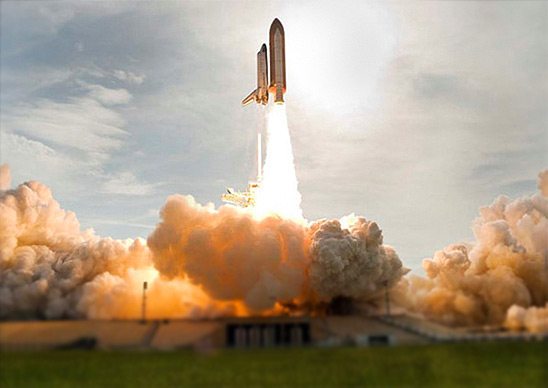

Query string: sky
1 0 546 272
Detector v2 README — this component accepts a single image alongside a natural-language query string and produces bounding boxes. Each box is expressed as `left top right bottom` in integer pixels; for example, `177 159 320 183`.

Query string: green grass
1 342 547 387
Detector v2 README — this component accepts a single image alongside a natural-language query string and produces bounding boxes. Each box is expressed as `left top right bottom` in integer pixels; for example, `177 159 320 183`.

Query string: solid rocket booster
242 44 269 106
268 18 286 104
242 19 286 106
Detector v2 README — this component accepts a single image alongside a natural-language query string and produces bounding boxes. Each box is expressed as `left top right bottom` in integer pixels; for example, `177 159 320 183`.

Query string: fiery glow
339 213 358 230
254 104 304 221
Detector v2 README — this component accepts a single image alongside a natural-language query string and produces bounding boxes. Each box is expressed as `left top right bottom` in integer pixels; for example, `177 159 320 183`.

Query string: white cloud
74 41 84 52
100 171 157 196
3 97 127 163
0 67 75 98
85 84 132 105
112 70 145 85
82 218 155 229
0 132 84 194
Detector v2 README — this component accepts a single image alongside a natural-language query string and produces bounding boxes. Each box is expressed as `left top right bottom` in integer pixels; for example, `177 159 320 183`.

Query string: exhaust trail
254 104 303 220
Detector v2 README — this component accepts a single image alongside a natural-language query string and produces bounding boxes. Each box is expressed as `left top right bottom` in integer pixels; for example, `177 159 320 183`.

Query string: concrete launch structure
242 18 286 106
2 311 544 351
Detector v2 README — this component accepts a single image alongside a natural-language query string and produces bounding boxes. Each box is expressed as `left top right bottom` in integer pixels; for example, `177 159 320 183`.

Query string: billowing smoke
396 170 548 330
0 164 407 319
2 158 546 333
504 303 548 333
147 195 309 311
147 195 407 311
0 169 237 320
308 216 409 300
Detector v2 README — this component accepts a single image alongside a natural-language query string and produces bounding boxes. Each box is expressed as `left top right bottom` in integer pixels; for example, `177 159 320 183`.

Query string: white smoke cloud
5 158 545 334
0 171 235 320
309 216 409 300
147 195 407 312
0 167 405 320
147 195 309 311
396 170 548 330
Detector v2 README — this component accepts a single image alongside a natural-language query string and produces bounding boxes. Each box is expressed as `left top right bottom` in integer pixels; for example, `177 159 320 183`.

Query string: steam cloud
147 195 309 311
2 159 546 333
0 167 236 320
0 164 406 319
147 195 407 311
308 216 409 300
396 170 548 330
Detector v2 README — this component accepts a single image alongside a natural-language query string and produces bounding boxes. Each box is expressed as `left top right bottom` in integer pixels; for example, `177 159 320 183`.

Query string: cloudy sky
1 1 546 272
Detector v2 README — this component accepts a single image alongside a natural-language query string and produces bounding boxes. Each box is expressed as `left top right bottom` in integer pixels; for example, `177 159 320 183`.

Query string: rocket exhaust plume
238 17 302 220
254 104 303 221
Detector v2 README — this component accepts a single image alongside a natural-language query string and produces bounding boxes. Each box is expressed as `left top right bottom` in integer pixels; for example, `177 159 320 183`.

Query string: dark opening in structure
368 334 390 346
226 323 310 348
327 296 355 315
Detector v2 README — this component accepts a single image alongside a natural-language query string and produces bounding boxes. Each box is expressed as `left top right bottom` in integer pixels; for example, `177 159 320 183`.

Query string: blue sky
1 1 546 272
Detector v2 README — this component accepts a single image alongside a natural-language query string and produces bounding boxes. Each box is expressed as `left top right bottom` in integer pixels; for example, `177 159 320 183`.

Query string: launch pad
0 315 425 351
2 311 546 351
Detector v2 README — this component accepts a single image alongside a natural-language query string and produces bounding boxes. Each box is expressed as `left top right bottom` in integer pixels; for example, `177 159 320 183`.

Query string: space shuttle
242 19 286 106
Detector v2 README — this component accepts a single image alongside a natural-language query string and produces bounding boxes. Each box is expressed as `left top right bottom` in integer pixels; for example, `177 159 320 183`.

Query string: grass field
1 342 547 387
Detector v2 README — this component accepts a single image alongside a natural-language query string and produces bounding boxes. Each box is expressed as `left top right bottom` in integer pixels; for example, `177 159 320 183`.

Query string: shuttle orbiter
242 44 269 106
